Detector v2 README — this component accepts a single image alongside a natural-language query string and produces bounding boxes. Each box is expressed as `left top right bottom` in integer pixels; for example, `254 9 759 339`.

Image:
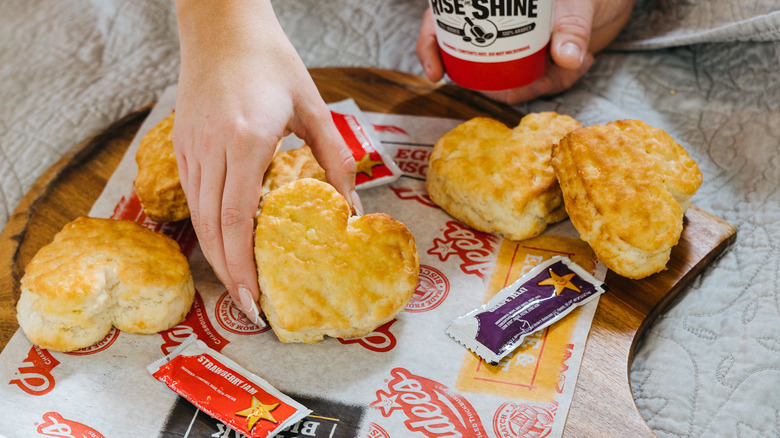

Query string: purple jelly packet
445 256 606 365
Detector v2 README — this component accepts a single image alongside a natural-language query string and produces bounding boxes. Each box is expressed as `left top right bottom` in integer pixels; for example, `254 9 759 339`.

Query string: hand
416 0 636 105
174 0 359 324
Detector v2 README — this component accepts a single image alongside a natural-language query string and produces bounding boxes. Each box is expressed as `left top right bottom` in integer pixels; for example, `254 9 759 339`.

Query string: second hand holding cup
429 0 555 91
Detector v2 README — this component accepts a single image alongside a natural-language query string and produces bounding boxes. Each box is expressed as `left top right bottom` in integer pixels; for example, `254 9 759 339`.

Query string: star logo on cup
235 396 279 432
538 269 580 295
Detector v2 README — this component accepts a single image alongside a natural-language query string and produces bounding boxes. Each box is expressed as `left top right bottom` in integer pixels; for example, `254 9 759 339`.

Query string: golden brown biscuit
426 113 582 241
260 146 326 198
551 119 702 279
134 111 190 222
17 217 195 352
254 178 419 343
134 110 315 222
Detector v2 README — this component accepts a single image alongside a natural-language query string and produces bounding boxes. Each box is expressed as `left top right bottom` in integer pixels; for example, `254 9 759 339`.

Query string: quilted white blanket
1 0 779 436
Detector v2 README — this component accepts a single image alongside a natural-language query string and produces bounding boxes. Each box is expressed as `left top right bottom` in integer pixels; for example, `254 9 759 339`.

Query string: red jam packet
446 256 606 365
330 107 401 189
282 99 402 189
281 99 401 189
329 99 401 189
148 335 310 438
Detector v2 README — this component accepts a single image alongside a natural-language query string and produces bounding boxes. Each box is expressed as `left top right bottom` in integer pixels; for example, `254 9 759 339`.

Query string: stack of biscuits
426 113 702 280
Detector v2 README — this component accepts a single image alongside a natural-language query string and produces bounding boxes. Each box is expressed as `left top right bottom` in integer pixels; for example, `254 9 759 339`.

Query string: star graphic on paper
538 268 580 296
427 238 459 261
235 396 279 432
370 391 402 416
356 152 383 177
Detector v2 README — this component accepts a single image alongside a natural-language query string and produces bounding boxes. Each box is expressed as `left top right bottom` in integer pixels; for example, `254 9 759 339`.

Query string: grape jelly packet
446 256 606 365
148 335 310 438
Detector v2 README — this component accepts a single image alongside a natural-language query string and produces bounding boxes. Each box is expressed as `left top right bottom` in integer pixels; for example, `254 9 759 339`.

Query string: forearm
175 0 285 93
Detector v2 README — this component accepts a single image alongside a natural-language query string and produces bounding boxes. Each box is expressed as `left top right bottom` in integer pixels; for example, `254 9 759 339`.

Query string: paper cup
430 0 554 91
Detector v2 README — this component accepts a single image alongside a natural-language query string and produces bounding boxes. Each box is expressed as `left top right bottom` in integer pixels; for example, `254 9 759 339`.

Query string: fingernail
560 42 584 64
238 286 266 328
350 191 364 216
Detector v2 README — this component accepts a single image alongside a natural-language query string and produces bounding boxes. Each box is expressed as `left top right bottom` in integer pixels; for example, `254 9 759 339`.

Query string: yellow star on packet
356 152 384 177
236 396 279 431
538 269 581 295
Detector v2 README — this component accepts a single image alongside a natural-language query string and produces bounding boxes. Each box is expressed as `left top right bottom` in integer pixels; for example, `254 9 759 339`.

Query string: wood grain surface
0 67 736 436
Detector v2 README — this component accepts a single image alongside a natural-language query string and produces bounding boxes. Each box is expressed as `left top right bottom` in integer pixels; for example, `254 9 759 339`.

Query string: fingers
589 0 637 52
480 52 594 104
291 95 363 216
193 153 227 283
220 130 273 327
476 0 598 105
416 8 445 82
175 119 271 327
551 0 595 70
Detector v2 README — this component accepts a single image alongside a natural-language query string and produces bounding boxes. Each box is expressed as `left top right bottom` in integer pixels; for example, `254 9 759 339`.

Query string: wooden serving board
0 67 736 436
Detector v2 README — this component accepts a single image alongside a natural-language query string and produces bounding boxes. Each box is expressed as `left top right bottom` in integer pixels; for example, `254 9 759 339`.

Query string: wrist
175 0 278 66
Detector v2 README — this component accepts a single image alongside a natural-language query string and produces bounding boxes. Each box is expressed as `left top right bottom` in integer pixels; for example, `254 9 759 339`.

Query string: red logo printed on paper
338 320 397 352
406 265 449 313
215 291 269 335
371 367 487 437
393 146 431 179
427 221 500 280
556 344 574 394
65 327 119 356
372 123 409 136
111 191 198 258
9 346 60 396
36 411 105 438
493 401 557 438
160 291 229 354
390 184 438 208
367 422 391 438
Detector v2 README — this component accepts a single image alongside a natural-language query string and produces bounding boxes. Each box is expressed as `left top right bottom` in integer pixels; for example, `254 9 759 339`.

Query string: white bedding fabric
2 1 779 436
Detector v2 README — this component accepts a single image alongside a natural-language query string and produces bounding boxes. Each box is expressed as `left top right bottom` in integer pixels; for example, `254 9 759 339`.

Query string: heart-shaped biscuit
426 112 582 241
254 178 419 343
551 119 702 279
17 217 195 351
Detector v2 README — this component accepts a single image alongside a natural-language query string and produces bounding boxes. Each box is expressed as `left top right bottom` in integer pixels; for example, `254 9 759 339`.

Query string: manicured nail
238 286 266 328
350 191 364 216
560 42 584 65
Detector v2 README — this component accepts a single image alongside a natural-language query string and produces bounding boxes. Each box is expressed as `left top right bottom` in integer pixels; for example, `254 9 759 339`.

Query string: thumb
550 0 595 70
293 102 362 215
416 8 444 82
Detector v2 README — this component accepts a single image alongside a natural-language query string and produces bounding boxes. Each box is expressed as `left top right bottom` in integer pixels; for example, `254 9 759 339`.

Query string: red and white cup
429 0 554 91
